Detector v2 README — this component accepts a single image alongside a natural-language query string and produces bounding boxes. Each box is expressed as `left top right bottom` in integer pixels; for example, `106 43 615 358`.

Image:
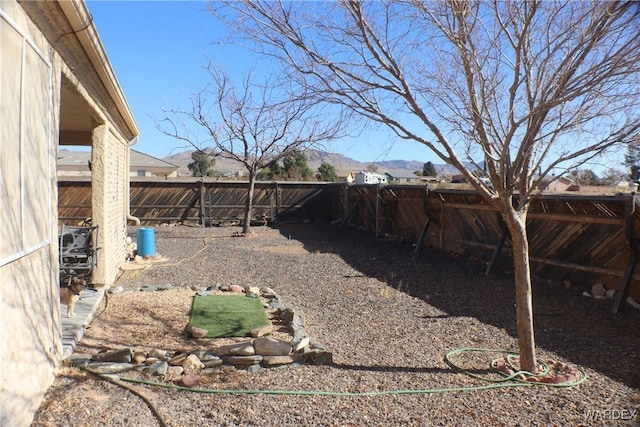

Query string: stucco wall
0 248 61 425
1 0 136 424
1 2 61 425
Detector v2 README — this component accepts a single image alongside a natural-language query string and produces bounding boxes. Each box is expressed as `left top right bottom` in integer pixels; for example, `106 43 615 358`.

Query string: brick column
91 123 109 285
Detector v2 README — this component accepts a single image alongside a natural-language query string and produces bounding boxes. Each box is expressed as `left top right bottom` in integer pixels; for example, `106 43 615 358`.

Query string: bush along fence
58 178 640 312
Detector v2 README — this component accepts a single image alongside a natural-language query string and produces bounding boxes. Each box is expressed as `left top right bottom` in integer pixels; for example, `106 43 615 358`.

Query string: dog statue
60 276 86 317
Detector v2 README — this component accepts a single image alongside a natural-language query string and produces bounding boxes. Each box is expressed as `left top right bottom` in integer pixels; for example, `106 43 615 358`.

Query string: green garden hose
443 347 587 388
112 347 587 397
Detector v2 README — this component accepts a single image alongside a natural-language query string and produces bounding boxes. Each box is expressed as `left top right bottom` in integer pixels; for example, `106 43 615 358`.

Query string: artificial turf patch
188 294 270 338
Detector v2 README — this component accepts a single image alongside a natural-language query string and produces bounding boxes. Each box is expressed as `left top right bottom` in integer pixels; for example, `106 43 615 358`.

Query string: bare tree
157 61 346 234
216 0 640 371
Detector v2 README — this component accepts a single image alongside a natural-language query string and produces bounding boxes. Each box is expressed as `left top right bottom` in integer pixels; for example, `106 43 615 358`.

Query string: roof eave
58 0 139 140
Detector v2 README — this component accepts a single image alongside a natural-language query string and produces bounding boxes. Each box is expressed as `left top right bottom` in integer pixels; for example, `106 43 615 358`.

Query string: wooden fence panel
58 179 640 304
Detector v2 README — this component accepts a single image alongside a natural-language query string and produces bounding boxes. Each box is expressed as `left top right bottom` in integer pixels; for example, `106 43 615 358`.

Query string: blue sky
87 0 438 164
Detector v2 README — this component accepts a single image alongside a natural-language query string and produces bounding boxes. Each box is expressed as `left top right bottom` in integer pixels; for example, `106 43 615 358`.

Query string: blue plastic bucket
136 227 156 257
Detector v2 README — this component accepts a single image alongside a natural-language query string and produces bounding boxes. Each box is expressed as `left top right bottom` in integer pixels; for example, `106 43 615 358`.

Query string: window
0 14 52 265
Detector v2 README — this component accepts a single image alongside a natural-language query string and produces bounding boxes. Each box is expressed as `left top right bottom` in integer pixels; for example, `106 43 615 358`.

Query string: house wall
0 3 62 425
1 0 137 423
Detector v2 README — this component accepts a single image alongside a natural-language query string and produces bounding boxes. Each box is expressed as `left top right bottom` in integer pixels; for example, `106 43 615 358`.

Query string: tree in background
579 170 601 186
188 151 215 177
601 168 627 186
570 169 601 186
256 160 284 181
157 63 346 234
283 150 313 181
256 150 314 181
625 142 640 183
219 1 640 371
317 162 339 182
422 161 438 177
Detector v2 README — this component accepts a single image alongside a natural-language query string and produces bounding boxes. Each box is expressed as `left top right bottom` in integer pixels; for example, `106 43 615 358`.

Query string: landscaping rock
63 355 90 367
91 348 133 363
246 364 266 373
183 354 205 375
245 286 261 297
203 358 223 368
229 284 244 293
269 296 285 309
132 351 146 364
87 362 136 374
166 366 184 380
149 361 169 376
216 342 255 356
262 355 300 367
197 351 219 362
291 312 305 328
249 324 274 337
187 325 208 338
179 374 200 388
276 308 295 323
303 350 334 365
627 297 640 309
292 336 310 352
222 355 264 367
168 353 188 366
591 283 606 298
148 349 168 359
254 337 292 356
260 287 277 298
206 283 221 292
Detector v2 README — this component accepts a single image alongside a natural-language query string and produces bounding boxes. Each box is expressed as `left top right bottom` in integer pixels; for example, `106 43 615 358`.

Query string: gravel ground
33 222 639 426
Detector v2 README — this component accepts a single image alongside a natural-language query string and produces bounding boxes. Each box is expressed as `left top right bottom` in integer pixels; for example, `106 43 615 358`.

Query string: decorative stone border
66 283 332 386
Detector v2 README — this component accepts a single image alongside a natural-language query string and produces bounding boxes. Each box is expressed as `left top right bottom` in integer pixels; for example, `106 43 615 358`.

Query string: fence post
269 189 275 221
612 194 639 313
343 184 349 222
415 187 431 253
375 184 381 236
199 180 205 227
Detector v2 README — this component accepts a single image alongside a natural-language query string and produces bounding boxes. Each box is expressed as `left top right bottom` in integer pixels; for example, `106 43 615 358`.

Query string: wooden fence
58 178 338 226
58 178 640 310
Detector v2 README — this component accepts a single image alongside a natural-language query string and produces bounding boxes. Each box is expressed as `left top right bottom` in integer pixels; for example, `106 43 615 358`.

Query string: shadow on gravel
272 221 639 389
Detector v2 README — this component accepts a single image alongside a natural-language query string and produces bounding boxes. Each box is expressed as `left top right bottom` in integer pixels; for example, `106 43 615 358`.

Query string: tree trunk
502 207 538 373
243 170 256 234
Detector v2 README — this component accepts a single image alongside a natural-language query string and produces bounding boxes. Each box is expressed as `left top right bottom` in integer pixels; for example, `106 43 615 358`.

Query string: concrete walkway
60 286 106 359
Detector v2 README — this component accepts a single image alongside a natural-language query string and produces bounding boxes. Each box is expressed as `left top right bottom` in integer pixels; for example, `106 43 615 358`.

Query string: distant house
344 171 356 183
58 149 179 178
384 172 425 185
546 176 580 192
354 171 388 185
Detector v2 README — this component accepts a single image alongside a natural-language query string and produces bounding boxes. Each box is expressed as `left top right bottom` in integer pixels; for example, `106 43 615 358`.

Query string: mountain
162 148 464 177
